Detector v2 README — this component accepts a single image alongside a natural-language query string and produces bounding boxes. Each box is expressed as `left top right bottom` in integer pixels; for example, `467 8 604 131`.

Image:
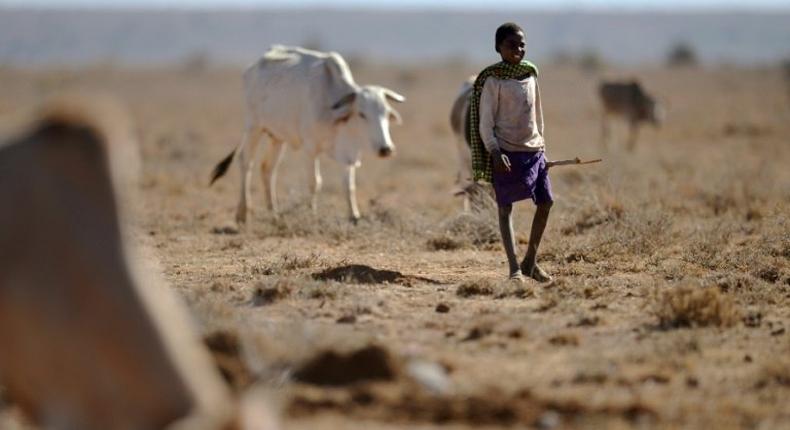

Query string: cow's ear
334 111 353 124
389 109 402 125
330 92 356 124
381 87 405 104
331 92 356 110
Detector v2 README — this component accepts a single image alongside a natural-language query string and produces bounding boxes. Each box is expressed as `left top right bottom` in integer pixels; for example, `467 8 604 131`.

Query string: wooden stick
546 157 603 168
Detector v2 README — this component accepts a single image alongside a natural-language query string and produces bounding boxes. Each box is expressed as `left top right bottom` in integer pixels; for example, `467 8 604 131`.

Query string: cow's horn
382 88 405 103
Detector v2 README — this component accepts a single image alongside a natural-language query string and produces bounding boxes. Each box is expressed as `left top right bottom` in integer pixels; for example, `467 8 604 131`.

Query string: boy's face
499 31 526 65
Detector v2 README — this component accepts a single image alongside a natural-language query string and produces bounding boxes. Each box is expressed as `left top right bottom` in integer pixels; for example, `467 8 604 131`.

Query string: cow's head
330 85 405 158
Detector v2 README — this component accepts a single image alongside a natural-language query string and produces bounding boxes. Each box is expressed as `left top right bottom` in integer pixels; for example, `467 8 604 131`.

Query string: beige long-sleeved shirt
479 75 544 153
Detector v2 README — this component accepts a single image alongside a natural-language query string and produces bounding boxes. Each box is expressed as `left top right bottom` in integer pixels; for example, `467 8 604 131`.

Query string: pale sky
2 0 789 10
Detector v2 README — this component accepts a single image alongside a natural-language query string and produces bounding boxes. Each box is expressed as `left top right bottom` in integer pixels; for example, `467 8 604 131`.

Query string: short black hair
495 22 524 53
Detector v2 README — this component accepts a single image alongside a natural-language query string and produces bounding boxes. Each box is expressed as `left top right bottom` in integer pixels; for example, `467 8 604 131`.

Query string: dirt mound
313 264 439 286
293 344 399 386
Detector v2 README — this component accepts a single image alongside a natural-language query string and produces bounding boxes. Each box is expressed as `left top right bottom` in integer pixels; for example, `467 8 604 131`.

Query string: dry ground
0 60 788 429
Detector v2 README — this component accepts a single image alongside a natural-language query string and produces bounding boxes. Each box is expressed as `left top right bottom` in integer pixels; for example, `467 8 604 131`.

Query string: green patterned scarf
465 60 539 183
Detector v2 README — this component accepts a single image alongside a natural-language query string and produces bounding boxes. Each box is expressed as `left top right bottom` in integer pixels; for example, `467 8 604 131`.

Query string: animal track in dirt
313 264 441 286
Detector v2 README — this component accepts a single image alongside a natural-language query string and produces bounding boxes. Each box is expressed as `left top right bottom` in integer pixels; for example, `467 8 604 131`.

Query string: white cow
0 95 274 430
210 45 405 223
448 75 481 211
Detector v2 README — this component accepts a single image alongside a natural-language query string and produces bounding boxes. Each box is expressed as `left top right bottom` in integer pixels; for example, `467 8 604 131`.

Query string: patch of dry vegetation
428 187 500 251
428 211 500 250
652 281 740 328
456 278 496 297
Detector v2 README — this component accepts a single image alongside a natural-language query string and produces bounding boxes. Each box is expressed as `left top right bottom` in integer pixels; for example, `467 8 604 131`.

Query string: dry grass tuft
754 358 790 389
428 192 500 250
456 278 497 297
652 282 740 329
251 279 294 306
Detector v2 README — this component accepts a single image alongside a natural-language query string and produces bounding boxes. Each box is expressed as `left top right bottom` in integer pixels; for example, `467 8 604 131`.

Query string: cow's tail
209 147 236 186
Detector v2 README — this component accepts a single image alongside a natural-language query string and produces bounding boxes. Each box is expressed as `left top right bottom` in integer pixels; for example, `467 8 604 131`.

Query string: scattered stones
211 225 239 235
336 315 357 324
406 359 452 394
435 303 450 313
463 325 494 342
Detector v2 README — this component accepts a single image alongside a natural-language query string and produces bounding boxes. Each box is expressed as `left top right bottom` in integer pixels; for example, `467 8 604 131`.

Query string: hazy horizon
3 0 790 11
1 8 788 67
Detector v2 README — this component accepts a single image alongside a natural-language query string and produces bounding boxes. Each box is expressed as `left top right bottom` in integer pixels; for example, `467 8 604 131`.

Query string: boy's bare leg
498 204 523 280
521 201 553 282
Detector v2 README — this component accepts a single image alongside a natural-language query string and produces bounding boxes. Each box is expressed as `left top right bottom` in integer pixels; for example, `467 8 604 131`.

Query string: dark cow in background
599 80 664 151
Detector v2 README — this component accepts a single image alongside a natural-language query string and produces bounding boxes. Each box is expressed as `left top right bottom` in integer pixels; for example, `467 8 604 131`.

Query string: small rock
536 410 561 429
406 359 452 394
336 315 357 324
435 303 450 313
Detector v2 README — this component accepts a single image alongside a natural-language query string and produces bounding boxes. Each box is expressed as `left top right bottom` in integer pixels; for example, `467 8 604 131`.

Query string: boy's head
495 22 526 65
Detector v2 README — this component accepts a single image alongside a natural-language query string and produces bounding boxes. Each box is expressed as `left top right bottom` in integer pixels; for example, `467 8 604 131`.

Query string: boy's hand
491 149 511 173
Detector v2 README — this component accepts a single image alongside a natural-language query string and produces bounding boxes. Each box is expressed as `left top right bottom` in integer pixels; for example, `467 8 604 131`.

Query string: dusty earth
0 60 788 429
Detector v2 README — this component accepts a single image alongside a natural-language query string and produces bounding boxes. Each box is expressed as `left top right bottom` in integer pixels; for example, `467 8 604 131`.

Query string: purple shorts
492 150 554 206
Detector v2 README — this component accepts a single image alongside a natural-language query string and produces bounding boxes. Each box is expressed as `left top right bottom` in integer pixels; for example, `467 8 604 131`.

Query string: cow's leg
236 127 263 226
344 164 361 222
627 122 639 151
454 136 473 212
459 169 471 212
260 138 285 215
306 155 322 214
600 111 611 150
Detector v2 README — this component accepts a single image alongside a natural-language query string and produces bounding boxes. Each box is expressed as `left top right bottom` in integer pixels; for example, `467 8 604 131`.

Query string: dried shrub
652 282 740 329
299 280 343 300
279 252 324 271
251 279 293 306
426 234 464 251
754 359 790 389
429 185 499 250
561 198 623 235
607 210 672 256
429 211 499 250
457 279 496 297
682 225 732 269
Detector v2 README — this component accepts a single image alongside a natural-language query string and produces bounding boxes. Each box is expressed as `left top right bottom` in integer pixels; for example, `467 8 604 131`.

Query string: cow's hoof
349 216 360 225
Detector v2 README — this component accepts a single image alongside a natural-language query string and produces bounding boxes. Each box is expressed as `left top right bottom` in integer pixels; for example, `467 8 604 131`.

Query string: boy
466 22 553 282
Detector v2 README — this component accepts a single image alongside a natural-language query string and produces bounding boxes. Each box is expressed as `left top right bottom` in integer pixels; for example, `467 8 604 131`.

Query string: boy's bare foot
522 262 553 283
